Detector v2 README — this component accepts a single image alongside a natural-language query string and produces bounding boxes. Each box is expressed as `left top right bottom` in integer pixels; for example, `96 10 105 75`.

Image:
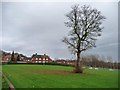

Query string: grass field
2 75 9 88
2 64 119 88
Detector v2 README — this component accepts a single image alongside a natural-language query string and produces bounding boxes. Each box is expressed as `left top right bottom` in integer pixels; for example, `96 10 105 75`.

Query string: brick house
31 53 52 63
55 59 75 65
19 54 27 61
55 59 66 64
66 60 75 65
25 57 32 63
2 51 11 63
2 51 27 63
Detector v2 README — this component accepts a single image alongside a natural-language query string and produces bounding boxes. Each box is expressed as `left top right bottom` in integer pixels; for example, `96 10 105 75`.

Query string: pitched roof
32 53 51 60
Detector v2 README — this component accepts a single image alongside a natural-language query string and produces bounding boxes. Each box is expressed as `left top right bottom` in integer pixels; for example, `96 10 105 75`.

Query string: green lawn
2 75 9 88
2 64 119 88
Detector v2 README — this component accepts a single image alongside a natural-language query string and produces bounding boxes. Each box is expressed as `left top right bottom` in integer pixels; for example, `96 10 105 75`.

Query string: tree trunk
74 51 83 73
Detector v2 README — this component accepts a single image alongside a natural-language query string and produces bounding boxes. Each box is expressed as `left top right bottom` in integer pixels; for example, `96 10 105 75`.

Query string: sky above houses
1 1 119 61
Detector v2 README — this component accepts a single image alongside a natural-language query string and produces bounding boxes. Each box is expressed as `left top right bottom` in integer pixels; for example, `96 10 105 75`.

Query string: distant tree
62 4 106 73
16 54 20 61
107 56 113 68
90 55 99 67
11 51 15 61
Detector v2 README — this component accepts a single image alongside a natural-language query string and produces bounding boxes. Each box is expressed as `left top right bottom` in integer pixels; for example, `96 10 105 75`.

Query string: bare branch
63 5 106 72
62 37 77 49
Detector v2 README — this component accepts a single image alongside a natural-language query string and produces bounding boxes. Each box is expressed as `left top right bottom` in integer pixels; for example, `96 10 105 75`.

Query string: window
43 58 45 60
46 58 48 60
43 61 45 63
6 58 9 60
39 58 41 60
36 58 38 60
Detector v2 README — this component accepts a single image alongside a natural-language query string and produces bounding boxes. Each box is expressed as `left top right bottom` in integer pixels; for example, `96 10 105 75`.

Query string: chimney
44 54 46 56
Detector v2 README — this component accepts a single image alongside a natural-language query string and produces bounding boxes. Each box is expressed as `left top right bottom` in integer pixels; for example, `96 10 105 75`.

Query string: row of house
2 52 26 63
1 50 75 65
55 59 75 65
1 51 52 64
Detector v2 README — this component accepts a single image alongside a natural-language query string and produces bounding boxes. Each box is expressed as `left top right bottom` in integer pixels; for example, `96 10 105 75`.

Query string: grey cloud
2 2 118 61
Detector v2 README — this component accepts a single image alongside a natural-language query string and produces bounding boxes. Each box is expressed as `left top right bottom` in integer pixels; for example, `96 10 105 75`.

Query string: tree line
81 55 120 69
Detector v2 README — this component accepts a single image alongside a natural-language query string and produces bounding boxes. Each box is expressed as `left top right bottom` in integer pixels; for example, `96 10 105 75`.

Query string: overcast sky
1 2 118 61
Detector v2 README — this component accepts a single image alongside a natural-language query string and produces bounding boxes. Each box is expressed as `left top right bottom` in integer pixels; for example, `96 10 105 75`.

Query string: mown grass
2 64 119 88
2 75 9 88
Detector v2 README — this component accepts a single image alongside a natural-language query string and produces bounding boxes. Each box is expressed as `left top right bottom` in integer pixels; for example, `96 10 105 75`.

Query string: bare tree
62 4 106 73
107 56 113 69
